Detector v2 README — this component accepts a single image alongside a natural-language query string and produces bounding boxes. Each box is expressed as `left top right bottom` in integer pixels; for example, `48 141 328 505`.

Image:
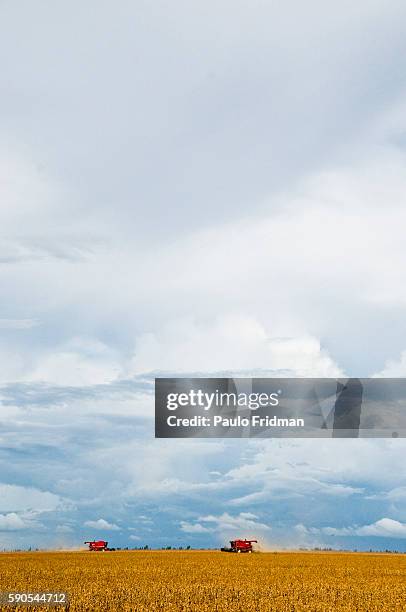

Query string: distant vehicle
85 540 115 551
221 539 258 553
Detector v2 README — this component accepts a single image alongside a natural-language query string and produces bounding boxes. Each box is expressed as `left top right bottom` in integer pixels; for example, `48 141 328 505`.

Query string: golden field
0 550 405 611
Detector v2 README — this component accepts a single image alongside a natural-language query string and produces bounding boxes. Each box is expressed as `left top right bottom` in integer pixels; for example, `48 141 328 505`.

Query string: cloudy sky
1 0 406 551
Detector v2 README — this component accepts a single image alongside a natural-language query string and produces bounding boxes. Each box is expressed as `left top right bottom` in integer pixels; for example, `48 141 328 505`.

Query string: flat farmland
0 550 405 611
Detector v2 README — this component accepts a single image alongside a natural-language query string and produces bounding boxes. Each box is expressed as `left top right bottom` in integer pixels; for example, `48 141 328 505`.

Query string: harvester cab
221 539 258 553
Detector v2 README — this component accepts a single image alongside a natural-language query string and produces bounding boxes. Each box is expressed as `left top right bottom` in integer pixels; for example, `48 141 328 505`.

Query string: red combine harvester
85 540 113 551
221 539 258 553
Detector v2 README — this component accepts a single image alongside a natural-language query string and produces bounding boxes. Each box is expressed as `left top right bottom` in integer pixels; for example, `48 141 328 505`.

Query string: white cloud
84 518 119 531
356 518 406 538
0 484 61 513
230 481 362 506
0 319 39 329
129 534 141 541
222 440 406 505
0 512 31 531
373 351 406 377
367 486 406 501
131 315 343 376
181 512 270 535
0 1 405 389
180 522 212 534
28 337 122 386
0 151 56 231
55 525 73 534
299 517 406 539
2 147 406 383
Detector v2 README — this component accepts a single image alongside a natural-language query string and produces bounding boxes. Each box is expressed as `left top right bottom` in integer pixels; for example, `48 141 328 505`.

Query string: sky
1 0 406 551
